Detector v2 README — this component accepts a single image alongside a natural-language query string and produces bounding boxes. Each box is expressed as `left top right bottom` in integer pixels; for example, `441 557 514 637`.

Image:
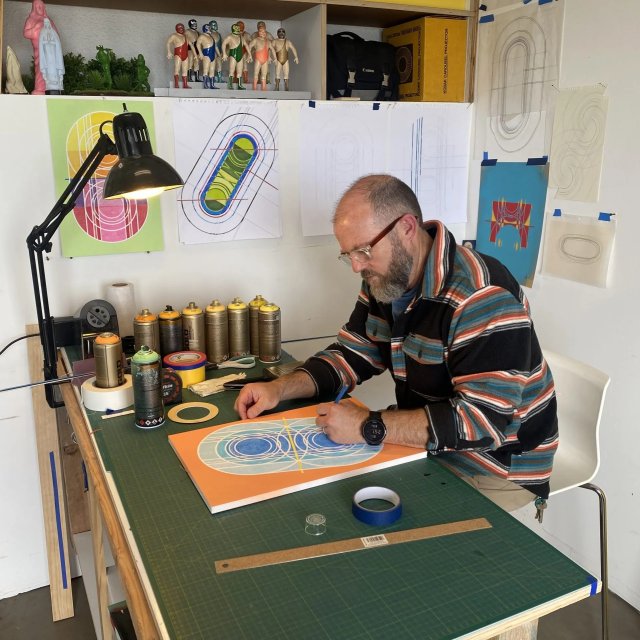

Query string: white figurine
39 17 65 94
272 27 299 91
5 46 28 94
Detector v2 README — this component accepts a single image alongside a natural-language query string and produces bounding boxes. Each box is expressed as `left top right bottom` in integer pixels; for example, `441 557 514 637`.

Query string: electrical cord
0 333 39 357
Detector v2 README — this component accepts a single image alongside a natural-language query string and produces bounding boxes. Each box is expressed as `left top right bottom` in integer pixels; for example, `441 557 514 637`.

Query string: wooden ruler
216 517 491 574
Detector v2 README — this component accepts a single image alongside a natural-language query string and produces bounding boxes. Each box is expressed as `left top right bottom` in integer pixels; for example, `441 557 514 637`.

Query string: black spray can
131 346 164 429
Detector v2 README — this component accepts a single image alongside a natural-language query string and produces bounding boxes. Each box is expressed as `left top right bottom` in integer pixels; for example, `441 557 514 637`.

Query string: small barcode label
361 534 389 548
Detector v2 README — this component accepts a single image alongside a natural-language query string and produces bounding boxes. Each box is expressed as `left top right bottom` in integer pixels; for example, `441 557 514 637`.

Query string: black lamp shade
103 111 183 200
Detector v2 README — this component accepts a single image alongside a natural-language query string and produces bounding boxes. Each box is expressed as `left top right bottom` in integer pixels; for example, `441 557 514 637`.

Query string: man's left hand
315 399 368 444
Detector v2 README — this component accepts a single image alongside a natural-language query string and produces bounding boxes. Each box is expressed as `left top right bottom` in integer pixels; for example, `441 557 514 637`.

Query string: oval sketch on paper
490 17 545 153
559 234 601 264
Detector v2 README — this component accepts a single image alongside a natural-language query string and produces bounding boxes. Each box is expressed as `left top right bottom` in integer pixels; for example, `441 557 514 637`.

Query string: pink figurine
23 0 59 95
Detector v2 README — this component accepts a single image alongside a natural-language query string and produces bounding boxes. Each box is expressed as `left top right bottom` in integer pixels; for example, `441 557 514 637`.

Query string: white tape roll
81 375 134 412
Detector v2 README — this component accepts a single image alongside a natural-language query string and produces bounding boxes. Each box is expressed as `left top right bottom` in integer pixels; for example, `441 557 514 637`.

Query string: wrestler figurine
235 20 251 84
208 20 223 83
272 27 299 91
250 21 274 85
185 18 200 82
222 23 251 90
166 23 191 89
196 23 218 89
248 23 275 91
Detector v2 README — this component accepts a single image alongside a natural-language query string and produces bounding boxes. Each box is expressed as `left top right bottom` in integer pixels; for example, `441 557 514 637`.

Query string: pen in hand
335 384 348 403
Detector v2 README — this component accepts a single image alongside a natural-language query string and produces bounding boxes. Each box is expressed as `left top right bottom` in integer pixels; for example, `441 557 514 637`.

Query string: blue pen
335 385 348 403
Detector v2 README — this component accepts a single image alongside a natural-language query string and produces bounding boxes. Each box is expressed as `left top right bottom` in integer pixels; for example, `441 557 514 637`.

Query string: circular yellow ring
167 402 219 424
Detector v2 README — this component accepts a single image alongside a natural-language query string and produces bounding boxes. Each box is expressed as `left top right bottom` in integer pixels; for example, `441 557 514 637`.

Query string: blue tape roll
352 486 402 526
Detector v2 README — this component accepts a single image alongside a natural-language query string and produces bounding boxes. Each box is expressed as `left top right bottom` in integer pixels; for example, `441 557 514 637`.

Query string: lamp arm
26 131 117 408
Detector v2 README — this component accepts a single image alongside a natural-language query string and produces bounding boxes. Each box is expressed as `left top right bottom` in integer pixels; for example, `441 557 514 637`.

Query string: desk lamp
27 105 183 408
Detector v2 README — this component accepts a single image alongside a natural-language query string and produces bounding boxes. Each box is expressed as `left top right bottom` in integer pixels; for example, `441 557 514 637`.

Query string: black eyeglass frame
338 215 407 265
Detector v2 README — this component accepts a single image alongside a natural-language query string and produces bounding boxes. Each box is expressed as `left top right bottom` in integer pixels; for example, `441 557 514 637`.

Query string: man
248 23 275 90
236 174 558 511
222 23 250 90
272 28 299 91
185 18 201 83
196 23 217 89
208 20 223 83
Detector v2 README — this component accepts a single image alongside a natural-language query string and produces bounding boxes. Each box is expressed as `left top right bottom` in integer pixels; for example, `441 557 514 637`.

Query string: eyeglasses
338 215 405 265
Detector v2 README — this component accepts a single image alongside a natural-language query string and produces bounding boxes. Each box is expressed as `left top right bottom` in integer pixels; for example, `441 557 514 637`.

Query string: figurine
222 23 251 90
250 20 274 42
135 54 151 93
95 45 113 89
167 23 191 89
208 20 223 84
23 0 59 95
235 20 250 84
196 23 217 89
185 18 200 83
38 17 64 94
5 46 28 94
248 23 275 91
272 28 299 91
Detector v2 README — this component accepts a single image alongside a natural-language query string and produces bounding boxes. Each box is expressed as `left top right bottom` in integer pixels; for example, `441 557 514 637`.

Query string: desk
58 351 597 640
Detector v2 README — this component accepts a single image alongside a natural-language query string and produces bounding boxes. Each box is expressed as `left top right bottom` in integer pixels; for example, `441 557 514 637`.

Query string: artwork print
475 161 549 288
172 99 280 244
46 99 164 257
169 403 427 514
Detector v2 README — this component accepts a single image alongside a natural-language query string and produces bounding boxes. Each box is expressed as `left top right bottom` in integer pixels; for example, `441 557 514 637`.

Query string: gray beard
363 239 413 303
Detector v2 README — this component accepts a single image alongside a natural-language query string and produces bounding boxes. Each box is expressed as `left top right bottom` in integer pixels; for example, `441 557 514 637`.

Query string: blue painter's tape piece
539 0 553 4
589 575 598 596
598 212 614 221
49 451 69 589
373 103 380 110
523 0 533 4
553 208 562 217
481 152 497 166
308 100 316 108
479 14 495 23
526 155 548 165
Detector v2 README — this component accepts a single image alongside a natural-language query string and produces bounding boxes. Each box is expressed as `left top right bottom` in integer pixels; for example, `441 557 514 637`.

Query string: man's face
258 25 266 37
176 24 185 35
278 29 286 39
361 235 413 303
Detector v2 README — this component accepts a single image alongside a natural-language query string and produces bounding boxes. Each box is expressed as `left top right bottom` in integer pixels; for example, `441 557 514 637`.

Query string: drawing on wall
299 101 389 237
47 99 164 257
387 103 471 225
475 0 562 161
173 99 280 244
475 161 549 288
549 86 608 202
169 403 427 514
542 212 615 287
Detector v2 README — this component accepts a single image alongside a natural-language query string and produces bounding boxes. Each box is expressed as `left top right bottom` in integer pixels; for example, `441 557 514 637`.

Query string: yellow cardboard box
383 17 468 102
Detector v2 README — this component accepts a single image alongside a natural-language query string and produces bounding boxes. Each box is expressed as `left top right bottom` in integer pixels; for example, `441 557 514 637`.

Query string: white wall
2 0 640 617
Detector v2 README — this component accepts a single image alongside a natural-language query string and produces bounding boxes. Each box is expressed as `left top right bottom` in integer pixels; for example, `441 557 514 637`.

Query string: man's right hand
234 382 282 420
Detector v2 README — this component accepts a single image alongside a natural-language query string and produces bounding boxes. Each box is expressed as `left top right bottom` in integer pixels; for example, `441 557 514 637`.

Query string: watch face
363 418 386 445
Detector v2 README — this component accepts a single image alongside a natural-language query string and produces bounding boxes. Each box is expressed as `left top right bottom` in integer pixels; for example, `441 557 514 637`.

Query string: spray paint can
228 297 250 357
131 345 164 429
159 305 182 356
258 302 281 363
249 294 267 356
94 332 124 388
133 308 160 353
205 299 229 364
182 302 205 352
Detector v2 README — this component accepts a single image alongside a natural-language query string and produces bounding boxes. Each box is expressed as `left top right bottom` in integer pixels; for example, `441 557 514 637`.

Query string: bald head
333 174 422 226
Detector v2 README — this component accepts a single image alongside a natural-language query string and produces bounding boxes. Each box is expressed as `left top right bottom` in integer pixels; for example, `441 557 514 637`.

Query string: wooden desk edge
58 355 165 640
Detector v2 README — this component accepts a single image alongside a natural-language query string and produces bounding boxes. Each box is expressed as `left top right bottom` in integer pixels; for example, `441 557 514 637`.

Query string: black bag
326 32 399 101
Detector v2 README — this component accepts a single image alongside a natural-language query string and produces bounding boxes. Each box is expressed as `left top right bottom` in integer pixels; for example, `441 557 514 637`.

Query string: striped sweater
300 220 558 498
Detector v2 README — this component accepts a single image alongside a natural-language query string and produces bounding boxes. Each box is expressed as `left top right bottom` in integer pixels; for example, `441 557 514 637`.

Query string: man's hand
234 381 282 420
315 399 368 444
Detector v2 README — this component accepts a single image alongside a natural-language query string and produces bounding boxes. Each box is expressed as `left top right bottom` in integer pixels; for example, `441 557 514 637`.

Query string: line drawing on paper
173 100 280 244
549 87 608 202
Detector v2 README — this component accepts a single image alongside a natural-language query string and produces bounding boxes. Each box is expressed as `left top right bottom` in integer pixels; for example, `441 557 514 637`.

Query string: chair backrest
543 349 611 496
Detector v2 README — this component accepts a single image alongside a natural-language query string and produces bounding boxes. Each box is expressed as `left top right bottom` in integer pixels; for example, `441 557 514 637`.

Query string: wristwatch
361 411 387 446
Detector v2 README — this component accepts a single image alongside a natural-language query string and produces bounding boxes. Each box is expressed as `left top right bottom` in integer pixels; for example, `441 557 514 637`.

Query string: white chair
543 349 611 640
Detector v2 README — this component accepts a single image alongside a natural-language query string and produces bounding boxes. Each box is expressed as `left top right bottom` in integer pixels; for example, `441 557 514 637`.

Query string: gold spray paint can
249 294 267 356
159 305 182 356
182 302 205 352
94 332 124 388
133 308 159 353
258 302 281 363
205 300 229 363
227 297 250 357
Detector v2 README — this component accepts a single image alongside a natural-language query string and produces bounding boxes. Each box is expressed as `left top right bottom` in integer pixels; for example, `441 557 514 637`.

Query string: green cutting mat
86 366 595 640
